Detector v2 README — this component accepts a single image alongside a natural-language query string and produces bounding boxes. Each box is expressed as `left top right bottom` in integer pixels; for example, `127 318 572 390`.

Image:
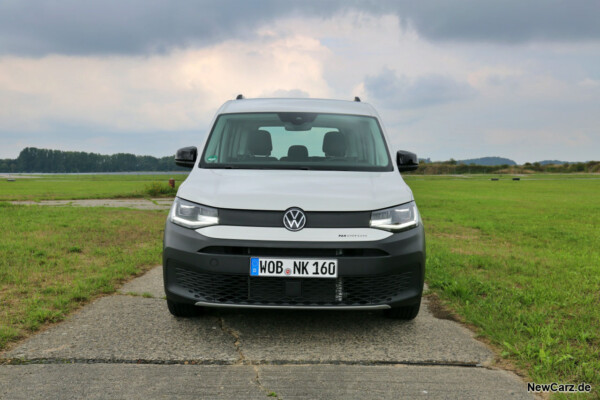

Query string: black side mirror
175 146 197 168
396 150 418 172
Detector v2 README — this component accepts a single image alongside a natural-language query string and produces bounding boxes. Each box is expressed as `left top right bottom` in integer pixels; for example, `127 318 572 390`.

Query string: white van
163 96 425 319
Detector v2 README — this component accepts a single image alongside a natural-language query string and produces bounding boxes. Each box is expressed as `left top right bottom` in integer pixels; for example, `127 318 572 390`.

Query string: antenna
354 96 361 102
236 94 245 100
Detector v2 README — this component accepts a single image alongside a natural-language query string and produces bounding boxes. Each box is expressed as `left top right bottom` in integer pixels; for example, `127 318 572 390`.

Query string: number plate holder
249 257 338 278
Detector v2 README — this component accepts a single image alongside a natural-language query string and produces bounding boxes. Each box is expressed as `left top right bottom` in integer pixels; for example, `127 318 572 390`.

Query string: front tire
167 299 203 317
384 300 421 320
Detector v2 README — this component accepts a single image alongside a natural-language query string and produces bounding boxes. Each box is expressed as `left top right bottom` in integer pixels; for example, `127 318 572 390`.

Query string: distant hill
457 157 516 166
536 160 569 165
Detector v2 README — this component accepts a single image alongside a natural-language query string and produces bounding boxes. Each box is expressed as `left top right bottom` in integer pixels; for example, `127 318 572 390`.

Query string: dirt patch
0 174 37 179
450 247 486 256
11 199 171 210
426 293 459 322
428 225 483 241
436 232 480 240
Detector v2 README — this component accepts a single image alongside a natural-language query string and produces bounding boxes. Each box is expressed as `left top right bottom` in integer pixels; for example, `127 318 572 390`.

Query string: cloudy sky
1 0 599 163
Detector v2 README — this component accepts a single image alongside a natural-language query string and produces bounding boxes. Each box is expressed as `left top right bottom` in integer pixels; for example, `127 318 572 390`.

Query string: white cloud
1 10 599 163
0 34 333 136
578 78 600 88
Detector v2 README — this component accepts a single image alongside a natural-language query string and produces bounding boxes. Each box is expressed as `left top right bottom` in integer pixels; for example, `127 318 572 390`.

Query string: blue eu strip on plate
250 258 260 276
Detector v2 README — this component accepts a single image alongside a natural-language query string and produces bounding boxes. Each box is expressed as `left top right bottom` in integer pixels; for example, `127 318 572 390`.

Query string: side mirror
175 146 197 168
396 150 418 172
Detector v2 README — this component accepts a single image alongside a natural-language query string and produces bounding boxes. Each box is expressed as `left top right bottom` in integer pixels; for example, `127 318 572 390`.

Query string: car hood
177 169 413 212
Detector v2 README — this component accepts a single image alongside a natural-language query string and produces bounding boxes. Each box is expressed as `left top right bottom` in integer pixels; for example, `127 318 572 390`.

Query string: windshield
200 112 392 171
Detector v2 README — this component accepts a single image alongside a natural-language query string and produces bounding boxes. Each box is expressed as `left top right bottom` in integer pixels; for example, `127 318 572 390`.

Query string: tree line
1 147 597 174
0 147 187 173
406 160 600 174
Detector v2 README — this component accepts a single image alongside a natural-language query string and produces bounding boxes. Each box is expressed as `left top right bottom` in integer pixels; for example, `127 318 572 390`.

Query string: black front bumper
163 222 425 309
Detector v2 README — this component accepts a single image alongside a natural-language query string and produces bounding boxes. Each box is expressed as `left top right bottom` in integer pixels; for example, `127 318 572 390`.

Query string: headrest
322 131 346 157
247 130 272 156
287 145 309 161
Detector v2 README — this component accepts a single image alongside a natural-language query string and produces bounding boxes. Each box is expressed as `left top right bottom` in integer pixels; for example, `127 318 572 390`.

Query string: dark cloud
1 0 599 56
0 0 263 55
0 0 351 56
394 1 600 43
364 68 476 109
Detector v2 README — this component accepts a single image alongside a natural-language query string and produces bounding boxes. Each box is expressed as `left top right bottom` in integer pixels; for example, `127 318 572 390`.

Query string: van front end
163 199 425 319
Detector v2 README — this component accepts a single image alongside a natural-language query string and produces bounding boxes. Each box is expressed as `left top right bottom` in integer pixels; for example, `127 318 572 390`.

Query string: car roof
217 98 380 117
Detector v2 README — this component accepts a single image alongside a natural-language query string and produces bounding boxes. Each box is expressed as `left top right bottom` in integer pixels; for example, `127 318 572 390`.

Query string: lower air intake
174 267 412 306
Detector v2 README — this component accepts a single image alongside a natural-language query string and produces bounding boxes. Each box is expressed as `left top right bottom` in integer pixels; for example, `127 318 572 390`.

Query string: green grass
0 203 167 350
1 172 599 398
405 175 600 397
0 173 187 201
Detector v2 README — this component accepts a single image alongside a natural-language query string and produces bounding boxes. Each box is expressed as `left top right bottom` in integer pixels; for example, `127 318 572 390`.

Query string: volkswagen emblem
283 207 306 231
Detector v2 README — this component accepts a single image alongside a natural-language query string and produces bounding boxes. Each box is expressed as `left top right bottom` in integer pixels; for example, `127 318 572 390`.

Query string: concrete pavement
0 265 533 399
0 364 530 400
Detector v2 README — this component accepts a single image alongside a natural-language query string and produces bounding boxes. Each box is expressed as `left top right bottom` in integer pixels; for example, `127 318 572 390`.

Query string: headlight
169 198 219 229
370 202 419 232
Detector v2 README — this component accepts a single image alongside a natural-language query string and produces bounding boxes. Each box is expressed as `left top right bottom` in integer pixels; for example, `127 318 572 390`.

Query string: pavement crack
253 365 282 399
216 316 281 398
217 316 245 365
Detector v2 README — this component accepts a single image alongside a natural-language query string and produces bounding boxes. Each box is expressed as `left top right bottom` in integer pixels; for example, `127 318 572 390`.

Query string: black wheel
384 300 421 320
167 299 204 317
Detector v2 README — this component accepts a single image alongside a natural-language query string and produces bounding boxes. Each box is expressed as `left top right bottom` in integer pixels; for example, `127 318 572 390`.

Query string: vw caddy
164 96 425 319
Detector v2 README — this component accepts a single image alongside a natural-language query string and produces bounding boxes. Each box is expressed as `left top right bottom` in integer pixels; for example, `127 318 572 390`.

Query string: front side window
201 112 392 171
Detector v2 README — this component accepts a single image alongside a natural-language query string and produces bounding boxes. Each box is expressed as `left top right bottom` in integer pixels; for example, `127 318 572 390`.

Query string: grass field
1 173 599 398
0 202 167 350
405 175 600 397
0 173 187 201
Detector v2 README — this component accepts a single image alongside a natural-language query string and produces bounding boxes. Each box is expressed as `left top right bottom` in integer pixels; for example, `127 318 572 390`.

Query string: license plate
250 257 338 278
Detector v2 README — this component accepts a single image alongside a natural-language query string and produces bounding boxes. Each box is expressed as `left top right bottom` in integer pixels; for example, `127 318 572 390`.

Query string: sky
1 0 599 164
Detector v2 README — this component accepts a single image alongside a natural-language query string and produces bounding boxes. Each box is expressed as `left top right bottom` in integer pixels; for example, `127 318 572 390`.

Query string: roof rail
354 96 361 102
236 94 245 100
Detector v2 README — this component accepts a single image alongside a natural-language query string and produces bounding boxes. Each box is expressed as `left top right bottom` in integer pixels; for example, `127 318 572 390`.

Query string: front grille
175 267 412 306
217 208 370 228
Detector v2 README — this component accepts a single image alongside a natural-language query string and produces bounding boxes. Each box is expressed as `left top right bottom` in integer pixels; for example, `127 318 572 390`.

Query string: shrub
143 182 177 197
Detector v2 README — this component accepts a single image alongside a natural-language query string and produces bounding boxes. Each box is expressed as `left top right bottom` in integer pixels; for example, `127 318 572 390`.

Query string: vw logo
283 207 306 231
